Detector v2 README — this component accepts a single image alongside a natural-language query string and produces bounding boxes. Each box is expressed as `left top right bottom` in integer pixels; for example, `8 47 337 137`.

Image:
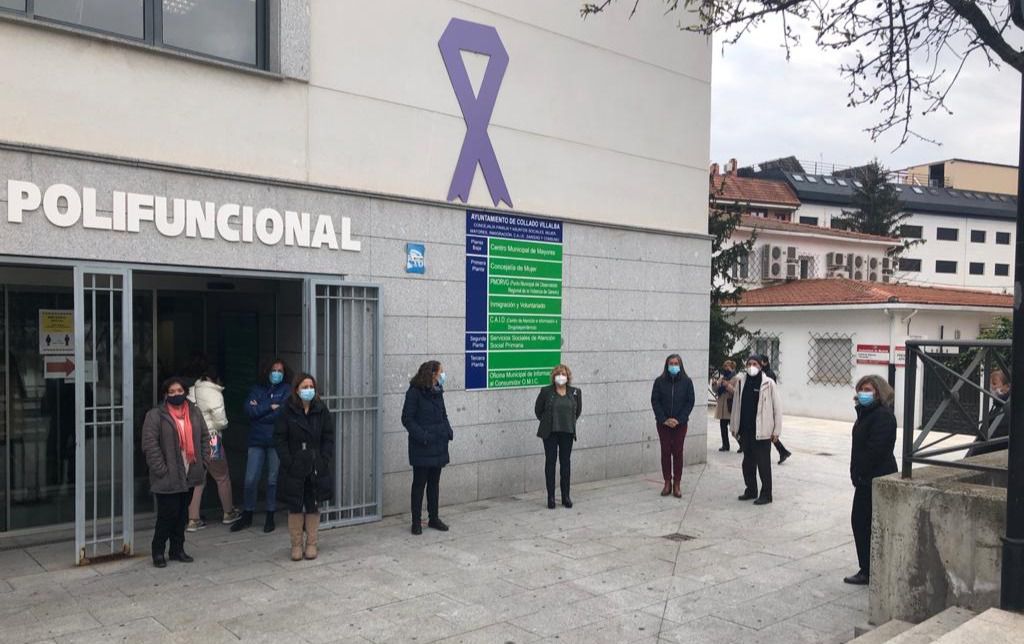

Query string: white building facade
0 1 712 559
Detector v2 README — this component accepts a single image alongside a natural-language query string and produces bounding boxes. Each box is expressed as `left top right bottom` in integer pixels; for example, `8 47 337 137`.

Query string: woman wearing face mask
275 374 334 561
402 361 454 535
967 370 1011 457
650 354 695 498
141 377 210 568
845 375 897 585
234 358 292 534
730 356 782 505
713 360 737 452
535 364 583 509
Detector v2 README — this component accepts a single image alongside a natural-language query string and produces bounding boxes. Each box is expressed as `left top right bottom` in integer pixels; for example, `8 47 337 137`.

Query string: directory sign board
465 211 563 389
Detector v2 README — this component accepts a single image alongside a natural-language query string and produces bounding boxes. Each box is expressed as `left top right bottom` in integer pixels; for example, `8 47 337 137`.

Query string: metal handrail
901 338 1011 479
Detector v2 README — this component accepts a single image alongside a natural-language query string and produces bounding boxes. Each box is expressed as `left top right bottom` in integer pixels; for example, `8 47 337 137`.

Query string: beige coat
713 375 736 420
729 373 783 441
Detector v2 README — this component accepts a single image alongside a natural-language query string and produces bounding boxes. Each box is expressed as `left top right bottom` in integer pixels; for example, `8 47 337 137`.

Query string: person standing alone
650 354 695 498
535 364 582 509
731 355 782 505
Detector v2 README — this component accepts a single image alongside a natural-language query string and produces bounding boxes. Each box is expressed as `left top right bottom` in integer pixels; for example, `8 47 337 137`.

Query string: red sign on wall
856 344 906 366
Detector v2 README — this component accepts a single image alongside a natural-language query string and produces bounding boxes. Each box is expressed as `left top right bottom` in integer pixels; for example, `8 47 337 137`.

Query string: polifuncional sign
465 211 562 390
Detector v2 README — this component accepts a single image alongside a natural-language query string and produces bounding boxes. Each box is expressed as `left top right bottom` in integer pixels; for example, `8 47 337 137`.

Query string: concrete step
885 607 977 644
931 608 1024 644
847 619 913 644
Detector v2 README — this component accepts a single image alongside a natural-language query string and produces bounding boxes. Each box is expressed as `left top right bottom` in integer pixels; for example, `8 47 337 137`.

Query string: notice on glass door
465 211 563 390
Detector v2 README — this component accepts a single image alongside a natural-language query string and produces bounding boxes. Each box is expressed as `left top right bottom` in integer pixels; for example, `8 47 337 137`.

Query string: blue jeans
242 446 279 512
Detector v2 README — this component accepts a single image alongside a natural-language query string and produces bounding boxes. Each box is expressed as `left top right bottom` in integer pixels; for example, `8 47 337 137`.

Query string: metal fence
901 339 1011 478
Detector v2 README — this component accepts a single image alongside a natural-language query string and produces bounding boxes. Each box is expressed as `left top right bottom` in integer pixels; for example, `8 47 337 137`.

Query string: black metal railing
901 339 1012 478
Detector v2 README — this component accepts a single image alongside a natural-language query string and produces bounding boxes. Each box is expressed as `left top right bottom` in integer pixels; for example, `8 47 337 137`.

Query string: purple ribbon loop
438 18 513 208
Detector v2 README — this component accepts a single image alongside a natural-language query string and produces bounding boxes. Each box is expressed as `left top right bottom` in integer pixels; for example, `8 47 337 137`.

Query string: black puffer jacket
651 373 696 427
850 402 898 487
274 397 335 512
402 385 453 468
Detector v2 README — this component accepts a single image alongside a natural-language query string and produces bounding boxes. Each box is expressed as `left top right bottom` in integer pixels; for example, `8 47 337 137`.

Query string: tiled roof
737 279 1013 309
736 215 898 244
711 175 800 208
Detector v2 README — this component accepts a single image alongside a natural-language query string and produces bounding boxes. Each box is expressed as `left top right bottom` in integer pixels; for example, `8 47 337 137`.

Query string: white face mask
747 366 761 377
554 375 568 386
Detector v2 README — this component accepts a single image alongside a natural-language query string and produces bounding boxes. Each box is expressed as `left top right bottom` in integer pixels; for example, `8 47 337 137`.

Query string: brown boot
673 482 682 498
303 513 320 560
287 513 304 562
661 481 671 496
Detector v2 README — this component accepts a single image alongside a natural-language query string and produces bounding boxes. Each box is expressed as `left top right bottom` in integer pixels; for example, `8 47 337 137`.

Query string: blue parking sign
406 243 425 274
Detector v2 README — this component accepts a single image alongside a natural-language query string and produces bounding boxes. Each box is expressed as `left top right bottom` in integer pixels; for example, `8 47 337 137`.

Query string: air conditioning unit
881 257 893 283
831 268 851 279
785 247 799 280
867 256 881 282
826 251 848 278
761 244 785 281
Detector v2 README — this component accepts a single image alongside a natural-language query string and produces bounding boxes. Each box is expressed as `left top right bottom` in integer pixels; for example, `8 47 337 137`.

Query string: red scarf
167 401 197 465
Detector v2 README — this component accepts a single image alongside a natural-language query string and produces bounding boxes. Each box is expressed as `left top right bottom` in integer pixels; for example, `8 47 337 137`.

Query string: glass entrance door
74 266 134 564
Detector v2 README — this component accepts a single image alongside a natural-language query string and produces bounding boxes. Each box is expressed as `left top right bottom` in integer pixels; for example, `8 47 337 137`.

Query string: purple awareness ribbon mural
438 18 513 208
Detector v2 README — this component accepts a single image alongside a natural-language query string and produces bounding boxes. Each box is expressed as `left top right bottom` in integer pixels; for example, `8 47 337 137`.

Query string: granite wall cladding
0 147 711 516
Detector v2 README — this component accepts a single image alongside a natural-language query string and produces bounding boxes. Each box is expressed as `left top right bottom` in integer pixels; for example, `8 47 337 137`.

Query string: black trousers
719 419 731 449
851 484 873 574
741 436 773 499
153 489 191 557
543 432 574 498
411 466 442 523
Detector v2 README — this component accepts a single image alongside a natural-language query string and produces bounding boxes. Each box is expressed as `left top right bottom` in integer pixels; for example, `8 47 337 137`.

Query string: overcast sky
710 20 1021 173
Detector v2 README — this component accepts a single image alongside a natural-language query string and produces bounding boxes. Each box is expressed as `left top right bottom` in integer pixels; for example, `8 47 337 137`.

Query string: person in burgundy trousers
650 354 695 498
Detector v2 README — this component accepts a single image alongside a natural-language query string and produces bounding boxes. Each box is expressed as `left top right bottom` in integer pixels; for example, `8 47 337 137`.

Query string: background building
899 158 1018 195
0 2 712 561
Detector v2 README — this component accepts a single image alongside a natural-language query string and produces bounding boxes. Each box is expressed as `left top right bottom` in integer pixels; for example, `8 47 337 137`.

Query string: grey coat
141 403 210 494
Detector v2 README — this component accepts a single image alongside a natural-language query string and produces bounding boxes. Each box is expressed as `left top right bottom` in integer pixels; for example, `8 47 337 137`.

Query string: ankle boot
263 511 276 533
303 513 320 560
661 481 671 496
230 510 253 532
287 513 304 561
673 482 682 498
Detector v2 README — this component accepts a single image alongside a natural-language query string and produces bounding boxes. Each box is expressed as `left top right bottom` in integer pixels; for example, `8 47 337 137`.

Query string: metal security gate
305 280 382 528
74 267 134 564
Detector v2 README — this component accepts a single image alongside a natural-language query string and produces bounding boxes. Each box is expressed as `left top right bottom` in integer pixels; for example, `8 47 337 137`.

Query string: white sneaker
186 519 206 532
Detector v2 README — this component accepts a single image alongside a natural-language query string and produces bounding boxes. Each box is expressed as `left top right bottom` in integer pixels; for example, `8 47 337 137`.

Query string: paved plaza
0 414 961 644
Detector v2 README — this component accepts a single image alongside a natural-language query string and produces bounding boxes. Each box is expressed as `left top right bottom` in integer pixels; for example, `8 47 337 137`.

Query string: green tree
831 160 922 259
709 195 756 373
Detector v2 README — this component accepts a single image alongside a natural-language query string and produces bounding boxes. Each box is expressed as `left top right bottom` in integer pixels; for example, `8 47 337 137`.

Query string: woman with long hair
141 377 210 567
535 364 582 509
650 354 695 498
402 360 454 535
274 373 334 561
845 374 897 585
714 360 737 452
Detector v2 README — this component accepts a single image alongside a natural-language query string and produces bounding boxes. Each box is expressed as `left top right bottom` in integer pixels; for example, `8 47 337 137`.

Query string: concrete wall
795 203 1015 293
735 307 1005 424
0 146 710 517
870 454 1008 624
0 1 711 235
904 161 1018 196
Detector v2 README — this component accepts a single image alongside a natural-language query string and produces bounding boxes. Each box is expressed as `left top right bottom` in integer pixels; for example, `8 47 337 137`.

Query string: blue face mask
298 387 316 402
438 372 447 387
667 365 681 376
269 371 284 385
857 391 875 407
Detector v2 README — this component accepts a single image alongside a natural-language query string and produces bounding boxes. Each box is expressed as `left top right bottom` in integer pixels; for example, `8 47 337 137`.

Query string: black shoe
737 449 744 454
411 523 423 535
169 551 194 563
779 451 791 465
152 554 167 568
843 571 869 585
719 446 730 452
562 497 573 508
738 491 757 501
547 496 556 509
427 518 449 531
230 510 253 532
753 496 773 505
263 512 276 533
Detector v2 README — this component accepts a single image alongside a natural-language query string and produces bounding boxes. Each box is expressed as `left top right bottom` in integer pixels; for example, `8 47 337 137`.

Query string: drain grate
662 533 696 542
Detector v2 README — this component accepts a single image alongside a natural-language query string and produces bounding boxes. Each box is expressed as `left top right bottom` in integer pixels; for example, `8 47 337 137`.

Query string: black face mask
166 394 187 407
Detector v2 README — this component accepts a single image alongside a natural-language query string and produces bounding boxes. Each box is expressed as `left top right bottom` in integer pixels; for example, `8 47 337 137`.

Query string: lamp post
1002 6 1024 608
